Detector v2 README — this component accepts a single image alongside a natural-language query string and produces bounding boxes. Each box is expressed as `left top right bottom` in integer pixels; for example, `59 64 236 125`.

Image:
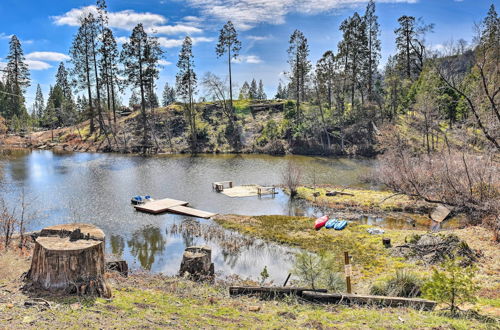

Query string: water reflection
128 226 166 270
110 234 125 258
0 148 417 280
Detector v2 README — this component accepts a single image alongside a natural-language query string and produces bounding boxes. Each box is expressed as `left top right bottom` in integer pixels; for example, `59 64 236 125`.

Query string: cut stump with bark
24 223 111 298
179 246 214 282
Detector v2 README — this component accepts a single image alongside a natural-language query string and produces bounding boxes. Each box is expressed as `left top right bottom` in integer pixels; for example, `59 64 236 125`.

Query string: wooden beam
301 291 436 311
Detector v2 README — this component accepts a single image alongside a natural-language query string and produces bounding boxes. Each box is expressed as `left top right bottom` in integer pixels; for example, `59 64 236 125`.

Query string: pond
0 149 384 281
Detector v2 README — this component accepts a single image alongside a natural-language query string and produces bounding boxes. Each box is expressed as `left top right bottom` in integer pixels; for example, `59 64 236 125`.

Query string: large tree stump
179 246 214 282
25 223 111 298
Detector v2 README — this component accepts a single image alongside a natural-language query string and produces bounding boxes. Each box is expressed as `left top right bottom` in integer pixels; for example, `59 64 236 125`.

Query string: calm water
0 149 380 281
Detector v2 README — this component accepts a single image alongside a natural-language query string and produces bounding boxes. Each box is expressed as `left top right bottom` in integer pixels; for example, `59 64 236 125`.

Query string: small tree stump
24 223 111 298
179 246 214 282
106 260 129 277
383 238 392 248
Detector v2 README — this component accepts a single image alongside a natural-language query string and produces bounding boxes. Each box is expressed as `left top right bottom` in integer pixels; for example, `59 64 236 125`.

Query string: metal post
344 251 352 294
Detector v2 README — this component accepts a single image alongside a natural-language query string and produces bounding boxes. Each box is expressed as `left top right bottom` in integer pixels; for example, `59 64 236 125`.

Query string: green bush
292 252 345 292
370 270 423 297
422 257 480 315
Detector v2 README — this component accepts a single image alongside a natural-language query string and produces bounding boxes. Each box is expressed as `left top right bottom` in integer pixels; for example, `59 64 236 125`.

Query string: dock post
344 251 352 294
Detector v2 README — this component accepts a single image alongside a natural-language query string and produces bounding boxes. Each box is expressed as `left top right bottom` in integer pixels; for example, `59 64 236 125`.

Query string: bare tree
202 72 233 124
281 161 302 197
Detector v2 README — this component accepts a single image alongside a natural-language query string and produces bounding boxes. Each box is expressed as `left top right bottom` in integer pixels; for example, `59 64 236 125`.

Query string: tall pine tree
176 36 197 149
216 21 241 120
3 35 30 120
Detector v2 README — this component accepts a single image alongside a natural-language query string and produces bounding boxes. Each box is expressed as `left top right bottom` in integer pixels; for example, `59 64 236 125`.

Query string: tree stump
179 246 214 282
24 223 111 298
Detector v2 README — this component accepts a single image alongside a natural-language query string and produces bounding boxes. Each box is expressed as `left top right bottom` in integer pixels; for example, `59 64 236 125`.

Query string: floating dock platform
134 198 216 219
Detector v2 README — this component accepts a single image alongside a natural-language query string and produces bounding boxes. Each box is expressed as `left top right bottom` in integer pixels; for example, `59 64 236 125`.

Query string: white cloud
158 59 172 66
52 6 167 30
52 6 205 37
181 16 204 27
148 24 202 35
247 35 272 41
26 60 52 70
0 33 12 40
0 62 6 70
234 55 262 64
186 0 418 30
158 36 214 48
26 51 70 62
158 37 184 48
116 36 129 44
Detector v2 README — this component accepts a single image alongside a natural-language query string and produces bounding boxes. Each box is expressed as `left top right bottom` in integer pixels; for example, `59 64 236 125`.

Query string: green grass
1 275 494 329
214 215 423 283
295 186 432 213
233 99 252 116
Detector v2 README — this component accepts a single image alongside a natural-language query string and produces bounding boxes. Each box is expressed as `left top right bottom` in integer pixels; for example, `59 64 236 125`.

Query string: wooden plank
430 204 452 223
229 286 327 298
301 291 436 311
167 205 217 219
134 198 188 214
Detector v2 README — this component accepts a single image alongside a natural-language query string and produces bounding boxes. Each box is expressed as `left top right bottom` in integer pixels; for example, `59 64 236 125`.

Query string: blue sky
0 0 495 108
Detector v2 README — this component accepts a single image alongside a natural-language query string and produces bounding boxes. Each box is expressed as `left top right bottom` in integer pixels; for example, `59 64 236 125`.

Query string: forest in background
0 1 498 233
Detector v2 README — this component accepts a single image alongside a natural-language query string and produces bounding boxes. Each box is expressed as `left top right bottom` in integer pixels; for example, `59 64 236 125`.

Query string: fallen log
229 286 327 298
301 291 436 311
326 191 355 197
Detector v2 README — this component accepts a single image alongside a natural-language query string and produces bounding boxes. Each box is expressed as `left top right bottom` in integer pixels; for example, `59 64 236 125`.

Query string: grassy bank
214 215 500 318
214 215 423 287
294 186 433 214
0 250 496 329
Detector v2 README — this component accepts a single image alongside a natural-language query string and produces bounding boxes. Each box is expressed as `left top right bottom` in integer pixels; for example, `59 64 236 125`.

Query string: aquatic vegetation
214 214 420 284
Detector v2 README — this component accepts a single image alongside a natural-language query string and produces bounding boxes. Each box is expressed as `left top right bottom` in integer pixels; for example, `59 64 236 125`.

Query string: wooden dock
134 198 216 219
168 205 217 219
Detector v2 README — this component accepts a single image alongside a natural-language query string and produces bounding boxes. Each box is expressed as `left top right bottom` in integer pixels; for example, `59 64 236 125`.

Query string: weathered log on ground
179 246 214 282
106 260 129 277
24 223 111 298
326 191 355 197
301 291 436 311
229 286 327 299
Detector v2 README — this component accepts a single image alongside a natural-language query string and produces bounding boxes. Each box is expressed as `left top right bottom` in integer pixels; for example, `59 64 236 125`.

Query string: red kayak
314 215 329 230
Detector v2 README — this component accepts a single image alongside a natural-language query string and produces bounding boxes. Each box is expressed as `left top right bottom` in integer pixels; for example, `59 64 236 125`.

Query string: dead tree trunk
24 223 111 298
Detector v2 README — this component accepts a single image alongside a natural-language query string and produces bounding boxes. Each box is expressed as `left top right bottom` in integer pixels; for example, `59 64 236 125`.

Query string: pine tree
121 23 163 148
100 27 120 123
162 82 176 106
258 80 266 100
275 82 283 99
70 13 98 133
394 16 433 79
287 30 311 120
55 62 76 126
338 13 368 111
3 35 30 119
33 84 45 122
249 79 258 99
316 51 336 110
176 36 197 149
364 0 381 101
238 81 250 100
129 90 140 108
216 21 241 120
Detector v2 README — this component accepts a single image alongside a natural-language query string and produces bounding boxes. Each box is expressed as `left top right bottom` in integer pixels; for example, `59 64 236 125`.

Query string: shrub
292 252 345 292
370 270 423 297
422 257 480 315
281 161 302 197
